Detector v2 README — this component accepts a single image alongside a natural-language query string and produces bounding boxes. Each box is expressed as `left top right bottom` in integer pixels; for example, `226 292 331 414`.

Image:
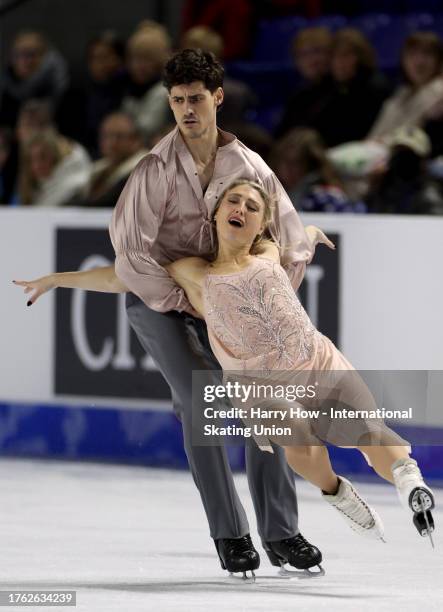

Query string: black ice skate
215 534 260 580
264 534 324 577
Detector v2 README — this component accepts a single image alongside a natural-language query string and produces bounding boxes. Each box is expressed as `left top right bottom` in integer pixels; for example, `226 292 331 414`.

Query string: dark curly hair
163 48 224 92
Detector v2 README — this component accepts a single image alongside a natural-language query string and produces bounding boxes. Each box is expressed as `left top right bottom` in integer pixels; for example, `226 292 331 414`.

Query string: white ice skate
322 476 385 541
391 458 435 547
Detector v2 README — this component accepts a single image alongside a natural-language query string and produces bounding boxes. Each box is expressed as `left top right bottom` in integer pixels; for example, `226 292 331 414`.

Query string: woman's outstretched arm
13 265 128 306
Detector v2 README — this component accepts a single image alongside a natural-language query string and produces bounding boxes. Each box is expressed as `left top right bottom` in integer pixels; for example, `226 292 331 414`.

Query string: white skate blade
277 561 325 579
228 570 256 582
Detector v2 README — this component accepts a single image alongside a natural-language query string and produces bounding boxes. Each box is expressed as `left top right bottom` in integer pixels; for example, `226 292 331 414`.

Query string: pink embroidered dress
202 256 408 450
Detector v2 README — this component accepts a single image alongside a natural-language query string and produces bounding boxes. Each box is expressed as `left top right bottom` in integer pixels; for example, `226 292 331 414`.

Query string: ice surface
0 458 441 611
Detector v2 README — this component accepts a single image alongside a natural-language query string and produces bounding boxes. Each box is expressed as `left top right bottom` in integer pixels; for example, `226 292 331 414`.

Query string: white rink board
2 208 443 405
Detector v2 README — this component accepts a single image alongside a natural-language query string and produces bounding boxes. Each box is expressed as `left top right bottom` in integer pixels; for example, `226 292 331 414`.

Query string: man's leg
125 293 249 540
244 441 322 571
245 440 299 542
193 317 301 542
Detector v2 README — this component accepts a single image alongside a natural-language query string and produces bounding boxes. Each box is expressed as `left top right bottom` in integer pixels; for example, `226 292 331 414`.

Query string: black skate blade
277 561 325 579
228 570 256 582
413 509 435 549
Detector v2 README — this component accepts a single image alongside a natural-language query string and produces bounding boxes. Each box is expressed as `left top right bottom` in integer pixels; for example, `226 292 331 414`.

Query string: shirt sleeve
262 172 314 292
109 155 196 314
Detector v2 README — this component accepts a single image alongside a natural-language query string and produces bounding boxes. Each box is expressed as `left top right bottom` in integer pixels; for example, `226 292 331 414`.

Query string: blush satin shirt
109 126 314 315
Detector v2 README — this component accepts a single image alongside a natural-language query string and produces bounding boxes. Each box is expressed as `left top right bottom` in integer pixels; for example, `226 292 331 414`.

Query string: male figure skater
110 49 322 574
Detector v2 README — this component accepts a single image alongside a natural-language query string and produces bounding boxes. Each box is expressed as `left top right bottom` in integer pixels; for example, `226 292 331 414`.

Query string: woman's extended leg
357 435 435 541
357 441 409 483
281 444 385 540
283 445 338 494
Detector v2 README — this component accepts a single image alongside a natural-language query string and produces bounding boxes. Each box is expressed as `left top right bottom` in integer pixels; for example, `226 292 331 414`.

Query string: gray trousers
126 293 299 541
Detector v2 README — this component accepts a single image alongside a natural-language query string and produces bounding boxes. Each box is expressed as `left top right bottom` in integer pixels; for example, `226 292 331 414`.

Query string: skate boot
264 533 324 576
214 534 260 580
322 476 385 540
391 458 435 546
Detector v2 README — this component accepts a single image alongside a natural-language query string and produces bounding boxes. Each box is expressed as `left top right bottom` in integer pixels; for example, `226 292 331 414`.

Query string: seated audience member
314 28 390 147
56 31 126 155
0 31 69 128
0 127 18 204
181 25 257 130
365 127 443 215
368 32 443 145
233 122 273 162
18 129 91 207
121 21 172 141
269 128 365 212
275 27 333 138
16 99 53 147
77 112 148 208
329 32 443 186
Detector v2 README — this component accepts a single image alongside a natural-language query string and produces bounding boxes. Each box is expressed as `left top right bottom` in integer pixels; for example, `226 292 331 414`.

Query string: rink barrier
2 209 443 477
0 402 442 482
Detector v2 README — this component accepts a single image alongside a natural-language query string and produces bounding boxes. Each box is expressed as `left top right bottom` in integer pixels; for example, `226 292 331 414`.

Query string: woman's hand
12 275 56 306
305 225 335 250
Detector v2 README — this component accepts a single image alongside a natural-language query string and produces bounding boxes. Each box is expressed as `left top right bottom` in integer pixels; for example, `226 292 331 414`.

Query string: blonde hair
181 26 224 58
128 21 171 65
19 129 68 204
209 178 277 260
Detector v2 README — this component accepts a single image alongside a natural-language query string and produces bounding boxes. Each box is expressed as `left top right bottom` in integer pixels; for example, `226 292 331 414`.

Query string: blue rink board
0 403 442 481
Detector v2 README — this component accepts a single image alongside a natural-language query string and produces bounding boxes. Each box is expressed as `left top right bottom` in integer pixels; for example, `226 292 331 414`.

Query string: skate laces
283 534 314 554
399 462 421 478
224 535 255 555
336 484 375 529
395 461 423 485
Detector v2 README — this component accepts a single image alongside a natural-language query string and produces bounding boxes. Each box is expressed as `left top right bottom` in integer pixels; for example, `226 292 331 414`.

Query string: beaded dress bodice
202 257 319 373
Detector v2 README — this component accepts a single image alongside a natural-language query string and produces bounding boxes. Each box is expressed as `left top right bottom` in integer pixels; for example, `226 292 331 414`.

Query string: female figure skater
14 178 435 548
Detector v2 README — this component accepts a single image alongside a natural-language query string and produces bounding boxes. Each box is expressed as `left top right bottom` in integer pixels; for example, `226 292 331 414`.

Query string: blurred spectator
182 0 253 59
275 27 333 138
0 127 18 204
368 32 443 145
0 31 68 128
147 123 177 149
329 32 443 191
365 127 443 214
313 28 390 147
76 112 148 208
16 99 53 147
181 25 257 129
269 128 364 212
234 123 273 162
56 31 126 155
121 21 172 141
18 129 91 207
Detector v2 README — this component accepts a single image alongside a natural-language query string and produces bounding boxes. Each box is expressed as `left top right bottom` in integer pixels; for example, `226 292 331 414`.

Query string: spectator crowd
1 0 443 215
